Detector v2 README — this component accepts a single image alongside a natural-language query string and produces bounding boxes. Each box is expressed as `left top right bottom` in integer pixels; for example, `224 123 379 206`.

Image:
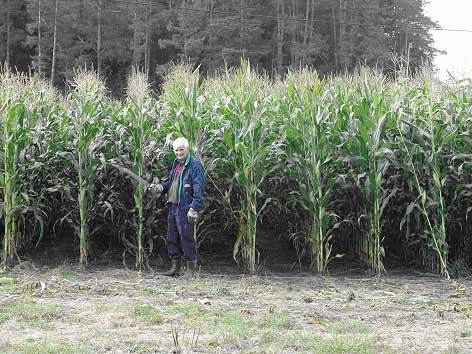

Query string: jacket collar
176 153 191 167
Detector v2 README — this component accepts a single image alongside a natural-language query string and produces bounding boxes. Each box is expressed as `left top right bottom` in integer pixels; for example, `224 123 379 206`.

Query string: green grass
259 313 299 330
314 334 378 354
415 298 448 306
4 342 93 354
141 287 165 298
177 307 257 345
164 303 204 315
0 277 17 292
0 277 17 285
278 330 379 353
204 312 256 346
0 313 10 324
330 320 370 335
133 304 165 325
0 301 63 329
124 342 161 353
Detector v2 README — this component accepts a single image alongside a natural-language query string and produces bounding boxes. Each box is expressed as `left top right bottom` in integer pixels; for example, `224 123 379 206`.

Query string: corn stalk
0 71 58 268
341 72 393 274
396 83 454 278
277 70 339 273
0 92 27 268
160 64 208 160
215 62 283 274
120 69 161 270
67 69 107 267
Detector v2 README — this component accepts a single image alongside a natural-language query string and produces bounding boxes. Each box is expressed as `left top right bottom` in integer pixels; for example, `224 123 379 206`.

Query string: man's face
174 145 189 161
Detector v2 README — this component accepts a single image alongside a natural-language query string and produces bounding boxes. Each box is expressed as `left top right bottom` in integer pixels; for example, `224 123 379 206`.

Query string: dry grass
0 265 471 353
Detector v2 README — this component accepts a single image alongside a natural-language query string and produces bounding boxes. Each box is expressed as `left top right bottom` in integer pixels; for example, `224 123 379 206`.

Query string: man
150 137 205 277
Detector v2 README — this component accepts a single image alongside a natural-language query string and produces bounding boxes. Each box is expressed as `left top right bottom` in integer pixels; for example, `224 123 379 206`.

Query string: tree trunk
51 0 58 84
290 0 297 65
302 0 310 46
338 0 346 69
309 0 315 43
132 0 139 67
208 0 214 59
332 6 337 69
240 0 245 58
6 0 11 68
182 0 187 58
97 0 102 76
37 0 42 76
144 0 151 77
276 0 285 74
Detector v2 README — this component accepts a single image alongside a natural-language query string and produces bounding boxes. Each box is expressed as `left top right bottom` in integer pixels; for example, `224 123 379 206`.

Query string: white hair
172 137 189 150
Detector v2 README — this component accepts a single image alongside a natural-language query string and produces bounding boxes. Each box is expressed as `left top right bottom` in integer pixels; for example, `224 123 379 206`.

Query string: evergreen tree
3 0 440 93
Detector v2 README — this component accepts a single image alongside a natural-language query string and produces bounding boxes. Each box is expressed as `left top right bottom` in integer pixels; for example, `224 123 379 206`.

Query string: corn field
0 63 471 277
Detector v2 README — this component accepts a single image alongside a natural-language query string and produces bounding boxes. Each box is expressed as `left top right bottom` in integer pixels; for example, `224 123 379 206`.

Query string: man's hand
187 208 198 224
148 183 163 193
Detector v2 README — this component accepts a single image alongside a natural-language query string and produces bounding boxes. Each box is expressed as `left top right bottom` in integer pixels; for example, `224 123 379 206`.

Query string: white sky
424 0 472 80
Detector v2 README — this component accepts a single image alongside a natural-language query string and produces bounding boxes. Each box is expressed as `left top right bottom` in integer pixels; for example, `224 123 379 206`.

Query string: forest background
0 0 438 96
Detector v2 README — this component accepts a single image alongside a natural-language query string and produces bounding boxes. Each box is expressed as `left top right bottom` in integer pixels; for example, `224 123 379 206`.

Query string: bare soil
0 261 471 354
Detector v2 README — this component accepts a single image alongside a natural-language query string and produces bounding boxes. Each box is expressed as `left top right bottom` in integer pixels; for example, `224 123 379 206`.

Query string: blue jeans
167 204 197 261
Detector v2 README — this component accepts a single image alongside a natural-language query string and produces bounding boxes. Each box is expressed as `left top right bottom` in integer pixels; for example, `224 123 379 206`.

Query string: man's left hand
187 208 198 224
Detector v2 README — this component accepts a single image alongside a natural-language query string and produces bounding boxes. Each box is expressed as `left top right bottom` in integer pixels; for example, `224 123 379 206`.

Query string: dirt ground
0 260 471 354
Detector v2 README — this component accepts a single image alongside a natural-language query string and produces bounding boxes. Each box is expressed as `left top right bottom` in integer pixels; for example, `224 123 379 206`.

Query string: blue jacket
162 154 206 211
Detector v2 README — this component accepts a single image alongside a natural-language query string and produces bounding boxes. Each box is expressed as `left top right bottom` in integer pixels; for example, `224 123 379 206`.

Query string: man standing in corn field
150 137 205 277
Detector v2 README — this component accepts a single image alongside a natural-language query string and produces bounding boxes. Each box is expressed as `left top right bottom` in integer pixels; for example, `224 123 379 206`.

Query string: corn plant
395 81 456 278
117 69 162 270
444 81 472 265
340 71 394 274
0 71 59 268
0 73 28 268
276 70 340 273
160 65 228 246
214 62 284 274
66 69 108 266
160 64 208 160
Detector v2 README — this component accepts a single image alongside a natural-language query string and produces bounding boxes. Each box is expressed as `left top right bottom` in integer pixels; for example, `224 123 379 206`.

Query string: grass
330 320 370 335
0 313 10 324
0 301 64 329
0 268 469 353
133 304 165 325
164 303 204 315
313 334 378 354
123 342 161 353
94 302 127 314
0 276 17 292
3 342 93 354
0 276 16 285
259 312 299 330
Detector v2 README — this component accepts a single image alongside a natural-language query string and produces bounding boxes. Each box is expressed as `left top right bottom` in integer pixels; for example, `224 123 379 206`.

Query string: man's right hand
148 183 163 193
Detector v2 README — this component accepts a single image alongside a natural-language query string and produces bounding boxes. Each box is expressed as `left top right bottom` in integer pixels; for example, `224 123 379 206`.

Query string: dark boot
182 260 198 278
163 259 181 277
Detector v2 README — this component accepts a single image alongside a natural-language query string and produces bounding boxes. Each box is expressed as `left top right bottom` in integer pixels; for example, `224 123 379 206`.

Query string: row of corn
1 62 471 277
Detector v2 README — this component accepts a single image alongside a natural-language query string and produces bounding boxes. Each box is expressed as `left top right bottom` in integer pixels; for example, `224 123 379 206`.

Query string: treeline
0 0 438 95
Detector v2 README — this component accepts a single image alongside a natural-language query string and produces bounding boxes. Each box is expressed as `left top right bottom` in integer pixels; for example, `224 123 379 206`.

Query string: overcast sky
424 0 472 80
